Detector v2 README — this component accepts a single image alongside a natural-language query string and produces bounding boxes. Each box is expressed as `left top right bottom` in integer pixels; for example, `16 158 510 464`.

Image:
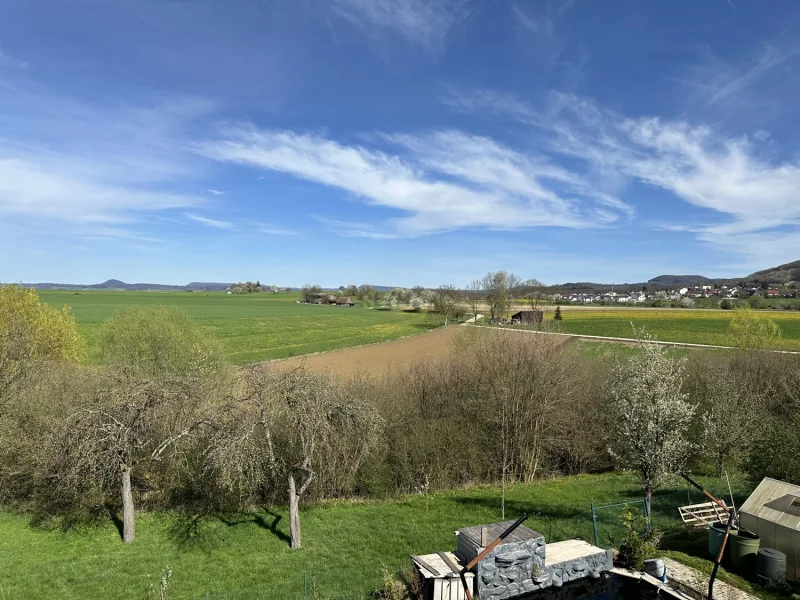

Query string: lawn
36 291 438 365
559 308 800 350
0 472 769 600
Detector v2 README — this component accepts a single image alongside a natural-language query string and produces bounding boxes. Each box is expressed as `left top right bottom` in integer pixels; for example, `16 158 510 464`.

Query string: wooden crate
412 553 474 600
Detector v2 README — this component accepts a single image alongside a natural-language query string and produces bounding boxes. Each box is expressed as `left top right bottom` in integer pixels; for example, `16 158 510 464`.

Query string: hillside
745 260 800 285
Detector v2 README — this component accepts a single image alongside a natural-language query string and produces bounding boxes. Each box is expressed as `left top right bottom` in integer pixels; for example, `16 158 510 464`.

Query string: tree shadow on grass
105 504 124 541
659 526 709 558
168 512 228 553
218 508 291 545
450 496 590 521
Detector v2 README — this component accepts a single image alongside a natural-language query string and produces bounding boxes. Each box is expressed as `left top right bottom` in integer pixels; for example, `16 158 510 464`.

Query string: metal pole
644 497 651 531
725 471 737 514
304 571 307 600
591 503 600 547
709 508 737 600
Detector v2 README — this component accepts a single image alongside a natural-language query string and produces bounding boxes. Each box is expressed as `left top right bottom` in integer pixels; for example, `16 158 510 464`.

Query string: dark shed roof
458 521 542 547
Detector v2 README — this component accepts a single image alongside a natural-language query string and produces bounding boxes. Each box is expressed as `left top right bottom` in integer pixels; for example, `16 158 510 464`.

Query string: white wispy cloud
0 156 198 224
328 0 470 51
197 125 630 238
445 86 800 266
184 213 235 230
672 40 800 126
207 188 225 196
0 85 211 235
511 2 590 88
257 223 299 236
547 93 800 233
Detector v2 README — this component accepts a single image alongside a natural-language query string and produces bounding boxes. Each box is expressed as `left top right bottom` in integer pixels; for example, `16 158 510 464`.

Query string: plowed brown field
270 324 464 378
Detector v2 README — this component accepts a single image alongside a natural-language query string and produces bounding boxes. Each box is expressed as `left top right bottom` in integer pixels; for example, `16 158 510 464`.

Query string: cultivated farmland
556 307 800 350
37 291 437 365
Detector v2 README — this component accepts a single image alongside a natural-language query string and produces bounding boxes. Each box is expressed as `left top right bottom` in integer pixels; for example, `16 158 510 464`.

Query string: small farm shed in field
739 477 800 581
511 310 543 324
335 296 355 307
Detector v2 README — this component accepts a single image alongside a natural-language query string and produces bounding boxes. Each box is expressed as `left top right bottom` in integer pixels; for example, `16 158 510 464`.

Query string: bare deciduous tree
433 285 463 325
46 373 216 542
206 367 381 549
467 279 483 323
522 278 547 310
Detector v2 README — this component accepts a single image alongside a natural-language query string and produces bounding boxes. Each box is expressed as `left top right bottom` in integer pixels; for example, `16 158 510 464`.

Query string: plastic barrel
729 530 760 572
708 522 728 558
757 548 786 586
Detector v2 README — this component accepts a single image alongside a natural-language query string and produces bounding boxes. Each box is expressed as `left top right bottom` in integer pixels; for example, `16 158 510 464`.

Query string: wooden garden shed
739 477 800 582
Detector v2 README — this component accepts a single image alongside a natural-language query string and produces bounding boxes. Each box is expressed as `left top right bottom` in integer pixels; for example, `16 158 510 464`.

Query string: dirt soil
269 325 465 378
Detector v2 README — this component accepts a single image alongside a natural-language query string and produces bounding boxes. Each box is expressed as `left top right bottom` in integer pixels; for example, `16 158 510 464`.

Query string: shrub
0 285 83 393
617 507 660 570
720 299 733 310
99 306 223 377
374 567 409 600
727 307 781 349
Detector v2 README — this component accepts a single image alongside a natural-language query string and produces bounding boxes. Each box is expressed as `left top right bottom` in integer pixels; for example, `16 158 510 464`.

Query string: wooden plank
411 554 440 578
438 552 462 577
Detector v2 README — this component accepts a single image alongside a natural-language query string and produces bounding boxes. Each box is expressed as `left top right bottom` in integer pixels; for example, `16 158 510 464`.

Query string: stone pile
477 537 547 599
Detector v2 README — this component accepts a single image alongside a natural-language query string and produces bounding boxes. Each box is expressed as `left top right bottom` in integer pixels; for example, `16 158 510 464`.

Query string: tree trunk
644 484 653 505
121 465 135 543
716 453 724 479
288 473 301 549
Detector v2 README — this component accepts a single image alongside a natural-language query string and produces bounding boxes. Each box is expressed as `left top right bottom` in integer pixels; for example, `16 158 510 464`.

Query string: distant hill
21 280 232 292
647 274 712 286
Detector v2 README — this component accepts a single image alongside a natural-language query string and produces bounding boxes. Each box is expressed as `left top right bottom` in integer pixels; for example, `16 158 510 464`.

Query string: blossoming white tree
607 336 697 503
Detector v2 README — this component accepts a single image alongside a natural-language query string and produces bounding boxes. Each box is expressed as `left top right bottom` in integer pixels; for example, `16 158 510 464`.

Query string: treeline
1 286 798 552
227 281 284 294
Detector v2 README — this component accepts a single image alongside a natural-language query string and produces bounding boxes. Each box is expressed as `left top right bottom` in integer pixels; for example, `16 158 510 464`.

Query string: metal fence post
591 503 600 547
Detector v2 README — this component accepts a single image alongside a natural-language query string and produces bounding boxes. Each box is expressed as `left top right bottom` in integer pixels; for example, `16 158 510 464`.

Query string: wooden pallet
678 501 729 528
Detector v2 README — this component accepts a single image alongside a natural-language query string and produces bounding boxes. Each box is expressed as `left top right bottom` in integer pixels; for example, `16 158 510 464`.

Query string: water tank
756 548 786 586
729 530 760 572
708 522 728 558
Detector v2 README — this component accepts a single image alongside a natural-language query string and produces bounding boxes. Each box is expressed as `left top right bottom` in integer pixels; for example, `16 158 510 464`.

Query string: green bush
617 506 660 570
100 306 223 377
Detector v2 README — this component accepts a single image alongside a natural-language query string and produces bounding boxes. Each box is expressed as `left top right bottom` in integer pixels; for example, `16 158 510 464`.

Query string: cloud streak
185 213 235 230
197 125 630 238
328 0 470 51
0 84 211 235
446 87 800 267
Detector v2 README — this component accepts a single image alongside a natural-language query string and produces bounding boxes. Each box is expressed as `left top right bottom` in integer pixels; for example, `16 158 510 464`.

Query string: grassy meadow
0 472 766 600
558 307 800 350
37 291 437 365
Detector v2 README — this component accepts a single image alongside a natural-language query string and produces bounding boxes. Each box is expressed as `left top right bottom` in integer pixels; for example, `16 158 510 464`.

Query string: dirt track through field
269 325 465 378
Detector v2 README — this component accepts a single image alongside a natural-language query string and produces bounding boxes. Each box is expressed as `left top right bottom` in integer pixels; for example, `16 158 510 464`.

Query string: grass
0 472 779 600
36 291 438 365
559 308 800 350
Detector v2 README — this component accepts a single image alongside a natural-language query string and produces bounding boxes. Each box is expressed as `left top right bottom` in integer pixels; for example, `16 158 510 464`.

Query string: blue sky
3 0 800 287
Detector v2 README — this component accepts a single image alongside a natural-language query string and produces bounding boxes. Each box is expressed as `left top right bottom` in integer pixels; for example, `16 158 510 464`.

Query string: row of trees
0 287 380 548
1 285 798 552
227 281 280 294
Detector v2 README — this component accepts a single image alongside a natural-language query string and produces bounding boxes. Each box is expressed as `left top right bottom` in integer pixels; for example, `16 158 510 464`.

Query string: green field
0 472 769 600
37 291 437 365
559 308 800 350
